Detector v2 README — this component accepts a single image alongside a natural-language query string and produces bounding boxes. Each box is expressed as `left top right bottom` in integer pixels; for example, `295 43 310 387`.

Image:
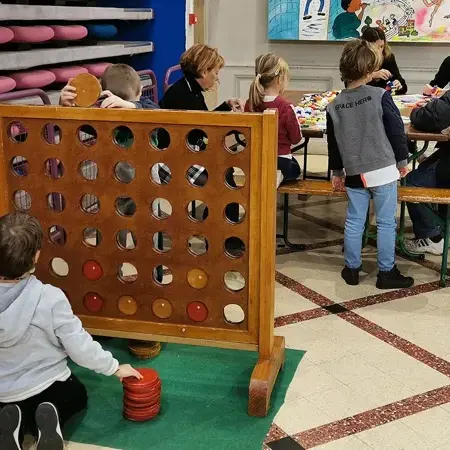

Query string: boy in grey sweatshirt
327 39 414 290
0 211 142 450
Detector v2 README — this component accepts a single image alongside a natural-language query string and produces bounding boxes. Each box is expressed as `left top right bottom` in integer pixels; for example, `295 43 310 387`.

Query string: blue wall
97 0 187 99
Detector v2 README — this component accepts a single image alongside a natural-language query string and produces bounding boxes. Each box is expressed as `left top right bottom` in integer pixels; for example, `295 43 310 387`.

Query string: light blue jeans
345 181 397 272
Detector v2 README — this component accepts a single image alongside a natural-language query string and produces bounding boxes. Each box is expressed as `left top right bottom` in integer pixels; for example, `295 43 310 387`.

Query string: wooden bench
277 180 450 287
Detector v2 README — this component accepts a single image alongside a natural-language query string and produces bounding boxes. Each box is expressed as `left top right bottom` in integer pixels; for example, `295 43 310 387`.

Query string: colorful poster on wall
268 0 450 41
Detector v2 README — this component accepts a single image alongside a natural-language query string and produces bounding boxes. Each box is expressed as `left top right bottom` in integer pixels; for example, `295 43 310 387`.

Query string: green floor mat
67 339 304 450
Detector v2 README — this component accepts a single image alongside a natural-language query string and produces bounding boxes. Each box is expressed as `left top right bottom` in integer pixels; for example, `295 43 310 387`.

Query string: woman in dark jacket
361 27 407 95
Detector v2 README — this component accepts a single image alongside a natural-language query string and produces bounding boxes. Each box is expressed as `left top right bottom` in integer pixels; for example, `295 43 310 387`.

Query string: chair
137 69 158 104
163 65 182 93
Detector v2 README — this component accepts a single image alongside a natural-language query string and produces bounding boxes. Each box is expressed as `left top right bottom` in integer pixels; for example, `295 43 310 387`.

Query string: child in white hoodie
0 211 142 450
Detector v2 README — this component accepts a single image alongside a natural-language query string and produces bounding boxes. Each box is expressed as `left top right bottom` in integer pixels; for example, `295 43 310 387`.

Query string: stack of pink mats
4 25 88 43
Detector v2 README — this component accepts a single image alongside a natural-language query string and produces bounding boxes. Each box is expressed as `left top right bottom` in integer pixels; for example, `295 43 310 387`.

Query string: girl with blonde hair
245 53 302 187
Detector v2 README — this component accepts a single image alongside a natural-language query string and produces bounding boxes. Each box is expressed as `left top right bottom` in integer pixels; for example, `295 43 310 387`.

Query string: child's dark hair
339 39 382 84
0 211 42 279
361 27 391 58
100 64 142 101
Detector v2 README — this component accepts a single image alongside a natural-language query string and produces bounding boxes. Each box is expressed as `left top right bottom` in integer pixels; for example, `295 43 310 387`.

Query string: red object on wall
189 13 198 25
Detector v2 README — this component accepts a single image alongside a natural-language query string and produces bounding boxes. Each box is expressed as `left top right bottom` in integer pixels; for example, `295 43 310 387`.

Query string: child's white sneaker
0 404 22 450
35 403 64 450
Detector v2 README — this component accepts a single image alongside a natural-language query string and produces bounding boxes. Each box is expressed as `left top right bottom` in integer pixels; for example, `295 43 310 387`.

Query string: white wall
205 0 448 103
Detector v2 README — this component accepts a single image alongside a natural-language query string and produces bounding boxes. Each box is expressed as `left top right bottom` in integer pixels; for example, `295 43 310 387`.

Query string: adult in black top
424 56 450 94
361 27 407 95
159 44 243 112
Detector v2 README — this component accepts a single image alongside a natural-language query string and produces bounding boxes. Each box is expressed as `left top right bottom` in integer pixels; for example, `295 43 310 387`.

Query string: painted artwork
268 0 450 41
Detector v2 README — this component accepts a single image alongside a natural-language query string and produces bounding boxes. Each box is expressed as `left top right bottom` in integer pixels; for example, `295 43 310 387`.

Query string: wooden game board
0 105 284 417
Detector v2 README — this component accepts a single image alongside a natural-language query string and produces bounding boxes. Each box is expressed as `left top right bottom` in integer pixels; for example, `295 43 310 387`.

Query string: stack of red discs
122 368 161 422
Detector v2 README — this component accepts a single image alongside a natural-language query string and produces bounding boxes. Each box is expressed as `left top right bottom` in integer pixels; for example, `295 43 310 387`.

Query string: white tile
306 385 377 423
313 435 373 449
274 283 317 318
357 420 436 449
275 322 324 348
318 354 385 385
273 397 332 434
401 406 450 446
389 364 449 392
285 361 345 402
303 338 353 364
347 372 415 408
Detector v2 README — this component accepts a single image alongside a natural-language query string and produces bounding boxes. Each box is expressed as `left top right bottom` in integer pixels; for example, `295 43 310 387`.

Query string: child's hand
332 175 346 192
60 80 77 107
114 364 143 382
393 80 402 91
100 90 137 109
398 167 409 178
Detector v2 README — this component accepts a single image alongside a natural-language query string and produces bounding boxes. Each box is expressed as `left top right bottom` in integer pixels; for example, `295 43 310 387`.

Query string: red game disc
82 260 103 281
124 397 159 409
123 368 160 389
124 388 161 403
187 301 208 322
123 403 160 421
123 409 160 422
123 380 161 395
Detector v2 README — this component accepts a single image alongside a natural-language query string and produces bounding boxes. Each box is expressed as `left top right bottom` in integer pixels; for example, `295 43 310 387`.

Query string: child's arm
327 112 346 191
286 104 302 146
381 91 409 168
50 288 133 377
133 98 160 109
411 91 450 133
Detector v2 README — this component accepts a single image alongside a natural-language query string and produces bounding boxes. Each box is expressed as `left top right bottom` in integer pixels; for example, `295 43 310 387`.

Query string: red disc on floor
123 379 161 395
123 368 159 388
82 260 103 281
124 387 161 402
123 403 160 421
187 301 208 322
124 396 159 409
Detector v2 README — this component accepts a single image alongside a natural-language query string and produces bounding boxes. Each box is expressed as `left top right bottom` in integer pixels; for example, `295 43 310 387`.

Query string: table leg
302 138 309 180
276 193 306 250
440 205 450 287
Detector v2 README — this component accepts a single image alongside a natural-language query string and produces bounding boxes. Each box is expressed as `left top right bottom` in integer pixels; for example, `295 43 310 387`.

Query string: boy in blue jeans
327 39 414 289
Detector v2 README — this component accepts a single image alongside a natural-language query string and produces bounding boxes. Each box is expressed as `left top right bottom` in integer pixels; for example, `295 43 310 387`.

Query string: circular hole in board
224 203 246 224
149 128 171 151
223 304 245 324
84 292 104 314
153 265 173 285
150 163 171 185
82 260 103 281
10 156 29 176
186 129 208 152
118 262 138 283
45 158 64 179
115 161 135 184
8 121 28 143
47 192 66 213
224 130 247 154
187 268 208 290
13 190 31 210
77 125 97 147
152 232 172 253
118 295 138 316
79 160 98 181
49 225 67 245
187 301 208 322
152 299 173 319
81 194 100 214
187 200 208 222
116 229 137 250
224 167 245 189
115 196 136 217
224 271 246 292
113 126 134 149
50 257 69 277
151 198 172 220
43 124 62 145
187 166 208 187
188 235 208 256
83 227 102 248
224 237 246 258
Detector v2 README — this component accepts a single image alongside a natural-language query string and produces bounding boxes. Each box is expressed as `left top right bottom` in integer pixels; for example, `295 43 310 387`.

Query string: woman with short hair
361 27 407 95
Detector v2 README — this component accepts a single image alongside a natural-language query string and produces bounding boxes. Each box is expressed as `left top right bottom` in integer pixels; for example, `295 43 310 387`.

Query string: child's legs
277 157 301 182
370 181 398 272
345 187 371 269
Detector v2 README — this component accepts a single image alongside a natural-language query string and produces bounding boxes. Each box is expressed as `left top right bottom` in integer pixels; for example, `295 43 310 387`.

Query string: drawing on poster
268 0 450 41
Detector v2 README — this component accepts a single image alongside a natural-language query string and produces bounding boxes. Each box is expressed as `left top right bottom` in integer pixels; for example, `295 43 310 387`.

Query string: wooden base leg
128 339 162 359
440 206 450 287
248 336 286 417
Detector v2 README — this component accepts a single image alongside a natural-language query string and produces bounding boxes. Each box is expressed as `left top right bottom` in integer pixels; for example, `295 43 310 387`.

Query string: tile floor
27 155 450 449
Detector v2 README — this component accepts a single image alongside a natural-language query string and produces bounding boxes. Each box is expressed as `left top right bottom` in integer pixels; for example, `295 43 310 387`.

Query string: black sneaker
376 266 414 289
0 404 22 450
318 12 326 15
35 403 64 450
303 15 312 19
341 266 361 286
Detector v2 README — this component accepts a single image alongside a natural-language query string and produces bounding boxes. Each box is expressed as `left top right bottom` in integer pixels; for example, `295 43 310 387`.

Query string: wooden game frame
0 105 285 417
